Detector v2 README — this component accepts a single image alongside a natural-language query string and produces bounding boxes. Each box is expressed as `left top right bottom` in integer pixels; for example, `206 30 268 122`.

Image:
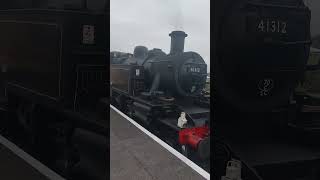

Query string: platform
0 135 64 180
110 107 207 180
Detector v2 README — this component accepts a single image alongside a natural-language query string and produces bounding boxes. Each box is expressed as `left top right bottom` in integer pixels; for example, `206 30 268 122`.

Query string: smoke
171 4 184 30
162 0 184 30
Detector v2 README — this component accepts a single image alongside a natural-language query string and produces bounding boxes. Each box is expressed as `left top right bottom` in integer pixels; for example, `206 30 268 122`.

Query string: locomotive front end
144 31 207 97
215 0 311 111
175 52 207 97
169 31 208 97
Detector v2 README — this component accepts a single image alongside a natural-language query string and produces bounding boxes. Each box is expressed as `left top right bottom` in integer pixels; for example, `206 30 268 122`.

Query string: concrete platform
0 135 64 180
110 107 206 180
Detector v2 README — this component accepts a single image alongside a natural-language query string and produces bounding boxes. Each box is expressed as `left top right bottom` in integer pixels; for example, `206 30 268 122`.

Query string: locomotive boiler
111 31 210 164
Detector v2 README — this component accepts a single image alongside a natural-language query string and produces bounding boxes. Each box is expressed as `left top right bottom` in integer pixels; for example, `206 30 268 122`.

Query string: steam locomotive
214 0 311 112
213 0 315 179
0 0 107 177
110 31 210 164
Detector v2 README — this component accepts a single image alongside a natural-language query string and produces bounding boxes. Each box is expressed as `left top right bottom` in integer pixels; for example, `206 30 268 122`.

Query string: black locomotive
213 1 317 180
0 0 107 177
110 31 210 164
214 0 311 112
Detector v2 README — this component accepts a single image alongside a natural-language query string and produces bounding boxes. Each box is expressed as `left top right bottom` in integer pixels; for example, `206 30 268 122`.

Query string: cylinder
169 31 188 55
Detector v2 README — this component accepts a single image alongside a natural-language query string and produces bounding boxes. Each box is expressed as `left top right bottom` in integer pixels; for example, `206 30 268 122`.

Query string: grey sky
304 0 320 37
110 0 210 72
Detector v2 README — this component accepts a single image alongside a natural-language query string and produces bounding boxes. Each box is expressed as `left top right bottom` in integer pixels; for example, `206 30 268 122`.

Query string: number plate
190 67 201 73
82 25 95 44
257 19 287 34
248 17 288 35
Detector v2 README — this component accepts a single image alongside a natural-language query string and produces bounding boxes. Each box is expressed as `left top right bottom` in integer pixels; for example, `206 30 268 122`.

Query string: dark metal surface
214 0 311 111
0 9 107 110
0 0 107 12
70 128 107 180
0 21 61 99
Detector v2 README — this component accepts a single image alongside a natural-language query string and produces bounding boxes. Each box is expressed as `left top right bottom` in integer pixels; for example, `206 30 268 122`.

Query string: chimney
169 31 187 55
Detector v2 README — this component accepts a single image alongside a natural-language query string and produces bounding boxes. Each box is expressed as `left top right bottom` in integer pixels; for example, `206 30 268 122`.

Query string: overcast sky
110 0 320 72
110 0 210 72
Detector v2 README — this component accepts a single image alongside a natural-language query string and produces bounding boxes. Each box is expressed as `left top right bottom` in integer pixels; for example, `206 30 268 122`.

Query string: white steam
161 0 184 30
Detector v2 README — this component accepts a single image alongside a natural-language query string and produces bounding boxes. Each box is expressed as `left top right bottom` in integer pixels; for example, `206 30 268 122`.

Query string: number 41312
257 19 287 34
